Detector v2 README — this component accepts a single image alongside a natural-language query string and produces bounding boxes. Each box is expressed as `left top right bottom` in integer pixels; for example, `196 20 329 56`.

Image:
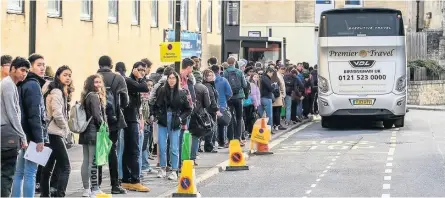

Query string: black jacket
123 74 149 123
153 86 192 130
79 93 106 145
17 72 48 144
260 74 274 99
193 82 211 114
97 68 129 130
203 81 219 118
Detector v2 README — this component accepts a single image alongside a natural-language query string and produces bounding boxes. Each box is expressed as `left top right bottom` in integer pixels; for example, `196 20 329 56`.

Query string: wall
408 80 445 105
241 1 295 24
423 0 444 30
240 23 317 65
1 0 221 101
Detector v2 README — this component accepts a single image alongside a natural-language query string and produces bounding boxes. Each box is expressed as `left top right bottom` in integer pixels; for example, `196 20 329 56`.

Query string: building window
132 0 140 25
108 0 118 23
168 0 174 29
344 0 363 7
196 0 201 31
151 0 158 27
7 0 24 13
207 0 212 32
48 0 62 17
217 0 221 33
81 0 92 20
181 0 189 30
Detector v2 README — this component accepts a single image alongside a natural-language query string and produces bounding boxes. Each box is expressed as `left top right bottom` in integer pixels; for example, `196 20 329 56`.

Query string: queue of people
0 54 318 198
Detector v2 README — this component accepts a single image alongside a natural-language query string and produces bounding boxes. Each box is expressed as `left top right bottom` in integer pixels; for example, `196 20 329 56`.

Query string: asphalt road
197 110 445 197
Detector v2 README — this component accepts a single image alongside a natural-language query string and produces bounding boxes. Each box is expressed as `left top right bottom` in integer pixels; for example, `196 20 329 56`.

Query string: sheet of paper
24 141 53 166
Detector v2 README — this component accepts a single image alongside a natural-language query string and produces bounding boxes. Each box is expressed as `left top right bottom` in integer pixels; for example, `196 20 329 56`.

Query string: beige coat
273 73 286 107
45 88 69 137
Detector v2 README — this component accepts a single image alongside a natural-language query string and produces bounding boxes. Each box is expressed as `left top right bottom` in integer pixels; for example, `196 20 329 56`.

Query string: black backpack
105 76 118 125
224 70 243 95
271 82 280 98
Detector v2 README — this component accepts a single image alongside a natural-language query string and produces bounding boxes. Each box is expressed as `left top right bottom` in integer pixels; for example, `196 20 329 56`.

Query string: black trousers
217 123 226 146
243 105 256 135
122 123 141 183
41 134 71 197
273 106 281 126
1 149 19 197
227 99 243 140
303 96 311 117
204 114 217 152
291 100 299 121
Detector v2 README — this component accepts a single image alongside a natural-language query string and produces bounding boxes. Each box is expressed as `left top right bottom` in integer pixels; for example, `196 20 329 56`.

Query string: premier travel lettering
329 49 395 57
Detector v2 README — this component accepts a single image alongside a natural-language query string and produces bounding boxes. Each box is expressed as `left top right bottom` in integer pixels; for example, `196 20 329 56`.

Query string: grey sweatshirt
1 76 27 144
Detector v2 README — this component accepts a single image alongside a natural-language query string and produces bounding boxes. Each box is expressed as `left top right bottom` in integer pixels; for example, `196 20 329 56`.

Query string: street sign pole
175 0 182 73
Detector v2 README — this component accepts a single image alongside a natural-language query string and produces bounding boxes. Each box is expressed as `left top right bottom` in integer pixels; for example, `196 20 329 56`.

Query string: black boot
111 185 127 194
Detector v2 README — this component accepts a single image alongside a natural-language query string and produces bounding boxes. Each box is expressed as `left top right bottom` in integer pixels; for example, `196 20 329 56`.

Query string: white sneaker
82 189 91 197
157 169 167 178
168 171 178 180
90 189 104 198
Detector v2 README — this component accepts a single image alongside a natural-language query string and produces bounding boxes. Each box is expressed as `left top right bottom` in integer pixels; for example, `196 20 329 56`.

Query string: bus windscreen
326 13 400 37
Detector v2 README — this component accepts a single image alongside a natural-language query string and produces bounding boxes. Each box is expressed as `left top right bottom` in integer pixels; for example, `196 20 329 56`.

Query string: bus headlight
319 75 329 93
395 75 406 92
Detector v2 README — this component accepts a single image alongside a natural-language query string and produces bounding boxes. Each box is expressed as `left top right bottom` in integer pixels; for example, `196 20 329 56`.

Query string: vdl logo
348 60 376 68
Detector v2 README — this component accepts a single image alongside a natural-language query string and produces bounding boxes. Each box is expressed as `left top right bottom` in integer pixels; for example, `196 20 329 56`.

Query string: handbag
217 107 232 126
243 96 253 107
1 124 21 156
189 108 214 137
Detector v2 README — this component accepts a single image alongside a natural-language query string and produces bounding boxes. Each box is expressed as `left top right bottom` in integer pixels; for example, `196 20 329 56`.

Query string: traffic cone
226 139 249 171
251 118 273 155
172 160 199 197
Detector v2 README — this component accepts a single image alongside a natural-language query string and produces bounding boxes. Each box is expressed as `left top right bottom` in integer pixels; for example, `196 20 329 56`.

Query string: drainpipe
416 0 420 32
29 0 37 55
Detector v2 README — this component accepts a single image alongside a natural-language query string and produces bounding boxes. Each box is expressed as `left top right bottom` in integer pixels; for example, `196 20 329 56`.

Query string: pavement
197 110 445 197
64 118 313 197
407 105 445 111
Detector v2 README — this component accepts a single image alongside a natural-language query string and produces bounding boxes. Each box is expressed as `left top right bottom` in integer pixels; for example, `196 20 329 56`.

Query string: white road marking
323 170 328 173
388 148 395 156
319 174 325 177
387 157 393 161
329 162 334 165
384 176 391 181
332 158 337 161
383 184 391 189
385 169 392 173
382 194 390 198
390 137 396 140
335 156 339 158
309 146 318 150
337 152 341 155
386 163 393 167
311 184 317 188
305 190 312 194
316 179 321 182
326 166 331 169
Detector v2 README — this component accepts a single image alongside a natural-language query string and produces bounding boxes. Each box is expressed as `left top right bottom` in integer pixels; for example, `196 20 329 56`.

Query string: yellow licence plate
352 99 374 105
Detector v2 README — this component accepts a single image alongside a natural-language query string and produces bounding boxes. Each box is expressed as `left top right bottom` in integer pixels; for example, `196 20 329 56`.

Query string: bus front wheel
394 116 405 128
321 117 331 128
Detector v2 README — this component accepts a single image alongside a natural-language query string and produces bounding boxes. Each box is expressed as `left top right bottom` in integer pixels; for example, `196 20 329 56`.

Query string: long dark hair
163 72 180 102
46 65 74 110
81 74 106 107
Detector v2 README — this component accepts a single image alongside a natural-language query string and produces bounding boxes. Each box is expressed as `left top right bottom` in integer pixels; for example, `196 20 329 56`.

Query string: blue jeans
11 149 38 198
190 135 200 160
117 129 124 179
138 130 144 177
297 100 303 117
158 112 180 170
142 125 152 170
285 95 292 121
258 97 273 126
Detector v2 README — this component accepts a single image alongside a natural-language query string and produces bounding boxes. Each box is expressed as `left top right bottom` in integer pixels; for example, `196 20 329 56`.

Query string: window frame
80 0 93 21
196 0 201 31
217 0 222 33
151 0 159 27
207 0 212 33
108 0 119 24
7 0 24 14
168 0 174 29
47 0 62 17
132 0 140 25
344 0 363 8
181 0 189 30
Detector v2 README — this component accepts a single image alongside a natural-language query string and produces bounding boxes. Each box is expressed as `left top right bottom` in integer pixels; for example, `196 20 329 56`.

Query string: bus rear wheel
383 120 394 129
321 117 331 128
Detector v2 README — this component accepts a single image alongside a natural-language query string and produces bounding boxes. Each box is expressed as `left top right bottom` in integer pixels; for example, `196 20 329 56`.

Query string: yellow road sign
160 42 181 62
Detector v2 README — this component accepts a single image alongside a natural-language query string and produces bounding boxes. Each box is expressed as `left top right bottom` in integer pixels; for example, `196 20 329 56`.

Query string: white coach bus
317 8 407 129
